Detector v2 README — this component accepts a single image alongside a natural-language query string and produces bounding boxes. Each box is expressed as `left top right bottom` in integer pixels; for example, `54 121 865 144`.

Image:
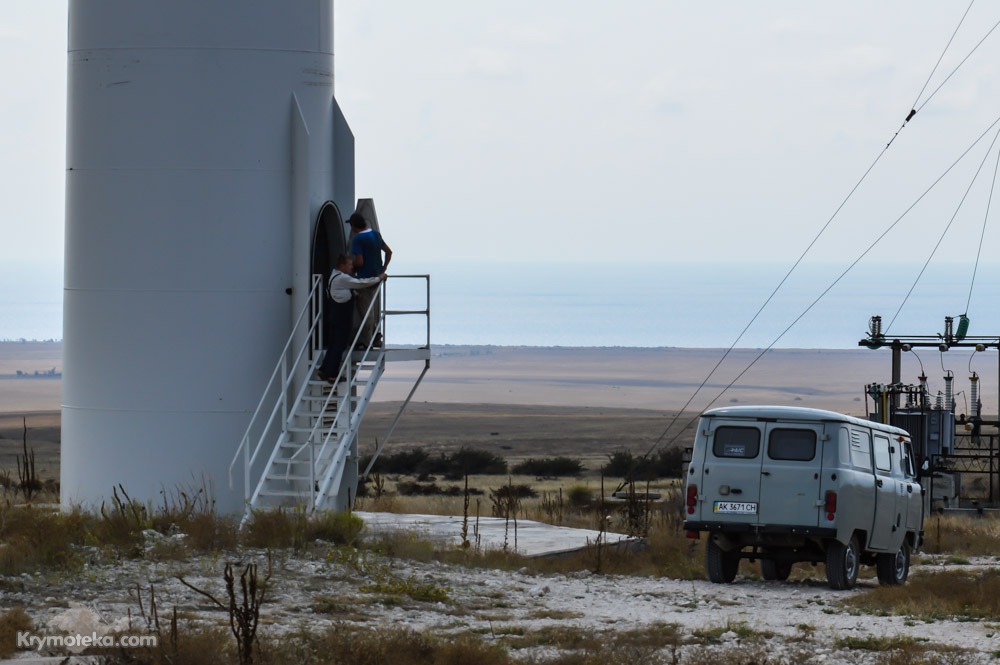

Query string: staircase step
256 489 310 498
264 474 315 483
285 426 348 435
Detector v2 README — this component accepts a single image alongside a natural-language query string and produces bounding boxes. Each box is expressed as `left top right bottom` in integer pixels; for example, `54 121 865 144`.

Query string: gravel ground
3 542 999 664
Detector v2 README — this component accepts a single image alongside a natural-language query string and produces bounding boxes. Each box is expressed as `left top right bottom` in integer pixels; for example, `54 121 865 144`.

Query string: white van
683 405 923 590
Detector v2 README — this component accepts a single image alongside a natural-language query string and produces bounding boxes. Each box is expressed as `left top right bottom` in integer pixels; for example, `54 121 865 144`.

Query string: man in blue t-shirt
349 212 392 347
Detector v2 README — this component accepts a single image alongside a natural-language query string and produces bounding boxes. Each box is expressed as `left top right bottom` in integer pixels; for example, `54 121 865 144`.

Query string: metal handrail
228 274 324 500
231 273 430 510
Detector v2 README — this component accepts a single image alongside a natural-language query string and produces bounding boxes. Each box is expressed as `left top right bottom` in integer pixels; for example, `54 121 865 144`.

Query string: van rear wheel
876 541 910 585
706 538 740 583
826 535 860 590
760 557 792 581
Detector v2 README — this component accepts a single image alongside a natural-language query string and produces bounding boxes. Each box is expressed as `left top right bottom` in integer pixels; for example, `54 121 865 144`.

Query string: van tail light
686 485 698 515
824 490 837 521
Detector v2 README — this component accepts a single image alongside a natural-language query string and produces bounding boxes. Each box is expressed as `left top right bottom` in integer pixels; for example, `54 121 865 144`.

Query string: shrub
310 511 365 545
362 448 430 475
242 507 362 551
511 457 583 477
601 447 684 481
0 503 90 574
0 607 32 658
440 447 507 479
490 484 538 500
362 446 508 479
566 485 594 508
395 481 484 497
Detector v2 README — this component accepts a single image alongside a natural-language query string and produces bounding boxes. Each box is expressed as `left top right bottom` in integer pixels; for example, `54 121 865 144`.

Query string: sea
3 259 999 350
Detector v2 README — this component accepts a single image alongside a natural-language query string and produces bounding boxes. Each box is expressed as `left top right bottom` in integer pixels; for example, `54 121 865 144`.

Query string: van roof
701 405 910 436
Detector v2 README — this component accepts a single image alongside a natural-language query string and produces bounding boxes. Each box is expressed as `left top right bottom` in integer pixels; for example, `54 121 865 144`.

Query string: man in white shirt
317 254 387 384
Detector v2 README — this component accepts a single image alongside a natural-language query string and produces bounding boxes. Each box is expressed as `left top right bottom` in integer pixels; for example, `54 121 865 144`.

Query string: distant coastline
1 341 994 417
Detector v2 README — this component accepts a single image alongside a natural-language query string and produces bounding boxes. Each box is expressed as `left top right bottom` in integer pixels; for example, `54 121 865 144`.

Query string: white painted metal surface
62 0 353 513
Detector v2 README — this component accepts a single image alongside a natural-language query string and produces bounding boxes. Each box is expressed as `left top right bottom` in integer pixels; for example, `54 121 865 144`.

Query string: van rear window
713 427 760 458
768 429 816 461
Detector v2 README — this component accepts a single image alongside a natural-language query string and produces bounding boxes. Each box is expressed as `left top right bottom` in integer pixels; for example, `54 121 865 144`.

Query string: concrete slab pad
355 511 637 557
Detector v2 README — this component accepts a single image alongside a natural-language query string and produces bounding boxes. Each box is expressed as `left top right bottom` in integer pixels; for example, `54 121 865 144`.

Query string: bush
440 447 508 479
511 457 583 477
0 504 91 574
601 448 684 481
242 507 362 550
0 607 33 658
396 481 483 497
566 485 594 508
490 484 538 500
362 449 430 475
362 446 508 479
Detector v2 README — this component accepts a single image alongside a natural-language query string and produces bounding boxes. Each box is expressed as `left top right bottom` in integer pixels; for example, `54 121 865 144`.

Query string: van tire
760 557 792 581
706 539 739 583
876 541 910 585
826 535 860 590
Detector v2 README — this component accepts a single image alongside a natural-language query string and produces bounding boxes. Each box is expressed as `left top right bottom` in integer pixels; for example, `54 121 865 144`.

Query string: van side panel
827 426 876 545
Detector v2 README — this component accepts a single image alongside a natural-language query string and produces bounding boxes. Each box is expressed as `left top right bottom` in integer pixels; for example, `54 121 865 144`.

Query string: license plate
713 501 757 515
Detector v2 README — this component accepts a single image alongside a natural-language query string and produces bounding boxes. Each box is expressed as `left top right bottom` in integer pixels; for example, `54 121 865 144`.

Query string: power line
659 112 1000 449
887 126 1000 332
965 133 1000 313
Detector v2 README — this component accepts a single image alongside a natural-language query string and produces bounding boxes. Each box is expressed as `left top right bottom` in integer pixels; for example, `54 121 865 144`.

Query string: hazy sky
3 2 1000 273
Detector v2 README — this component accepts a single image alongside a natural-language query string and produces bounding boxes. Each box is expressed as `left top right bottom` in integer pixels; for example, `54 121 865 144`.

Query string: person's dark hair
334 253 353 268
348 212 367 229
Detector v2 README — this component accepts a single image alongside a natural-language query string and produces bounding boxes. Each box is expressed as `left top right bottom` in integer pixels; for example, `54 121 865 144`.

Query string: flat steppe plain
1 341 953 476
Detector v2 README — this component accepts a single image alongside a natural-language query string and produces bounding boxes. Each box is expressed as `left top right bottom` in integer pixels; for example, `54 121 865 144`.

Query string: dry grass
834 635 980 665
0 607 33 659
262 625 512 665
843 568 1000 621
0 502 91 574
921 512 1000 556
242 506 363 551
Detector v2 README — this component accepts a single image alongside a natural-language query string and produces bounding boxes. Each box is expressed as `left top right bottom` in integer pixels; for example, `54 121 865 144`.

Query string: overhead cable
664 112 1000 448
964 135 1000 313
887 126 1000 333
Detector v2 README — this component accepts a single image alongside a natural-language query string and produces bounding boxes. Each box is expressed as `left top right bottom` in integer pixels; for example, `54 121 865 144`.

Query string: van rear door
700 422 764 523
758 424 824 527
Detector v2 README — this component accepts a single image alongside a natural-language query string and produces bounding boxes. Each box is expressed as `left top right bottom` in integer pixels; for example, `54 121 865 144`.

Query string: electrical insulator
944 372 954 412
970 372 980 420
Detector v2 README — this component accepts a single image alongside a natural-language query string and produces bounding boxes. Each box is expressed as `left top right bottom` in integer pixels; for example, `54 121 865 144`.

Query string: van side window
873 435 892 473
902 441 916 478
849 429 872 471
713 427 760 458
768 429 816 461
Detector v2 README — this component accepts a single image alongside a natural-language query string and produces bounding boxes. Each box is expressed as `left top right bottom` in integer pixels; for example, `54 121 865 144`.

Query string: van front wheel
706 538 739 583
826 535 860 590
876 541 910 585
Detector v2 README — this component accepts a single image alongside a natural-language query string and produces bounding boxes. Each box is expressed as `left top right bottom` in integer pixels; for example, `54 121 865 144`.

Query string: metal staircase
229 274 430 517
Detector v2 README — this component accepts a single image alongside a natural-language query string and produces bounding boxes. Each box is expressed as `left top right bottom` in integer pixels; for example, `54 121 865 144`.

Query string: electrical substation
861 314 1000 511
